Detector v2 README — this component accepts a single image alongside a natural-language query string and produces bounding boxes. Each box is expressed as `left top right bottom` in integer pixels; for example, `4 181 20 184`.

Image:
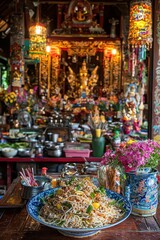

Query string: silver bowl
46 145 62 157
18 148 32 157
47 148 62 157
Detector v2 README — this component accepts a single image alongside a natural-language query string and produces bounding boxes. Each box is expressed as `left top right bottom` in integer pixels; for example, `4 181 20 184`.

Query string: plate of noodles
27 177 131 238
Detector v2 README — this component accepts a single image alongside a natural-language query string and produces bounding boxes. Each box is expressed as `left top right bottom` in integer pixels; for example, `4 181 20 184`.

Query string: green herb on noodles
75 184 81 191
86 205 93 214
90 192 95 199
62 201 72 209
67 176 76 185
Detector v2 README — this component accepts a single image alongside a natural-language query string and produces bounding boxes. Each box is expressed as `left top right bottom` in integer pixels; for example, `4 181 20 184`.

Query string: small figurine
123 82 141 123
109 18 119 38
79 60 89 89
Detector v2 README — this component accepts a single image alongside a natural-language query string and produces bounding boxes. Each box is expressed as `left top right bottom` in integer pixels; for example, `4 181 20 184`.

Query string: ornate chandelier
128 0 152 48
29 1 47 57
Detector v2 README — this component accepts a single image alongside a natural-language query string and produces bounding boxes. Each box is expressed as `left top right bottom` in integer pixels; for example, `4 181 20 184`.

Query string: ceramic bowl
27 188 132 238
1 147 18 158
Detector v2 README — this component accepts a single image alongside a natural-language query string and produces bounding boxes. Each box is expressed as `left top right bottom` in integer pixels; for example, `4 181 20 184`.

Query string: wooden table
0 179 160 240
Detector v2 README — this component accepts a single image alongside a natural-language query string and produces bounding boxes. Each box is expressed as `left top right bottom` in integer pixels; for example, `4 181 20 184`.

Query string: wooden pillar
151 0 160 142
24 3 31 39
57 4 62 29
10 4 25 93
99 4 104 28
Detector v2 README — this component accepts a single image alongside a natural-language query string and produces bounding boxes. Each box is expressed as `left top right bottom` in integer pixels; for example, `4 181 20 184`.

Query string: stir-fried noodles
39 177 125 228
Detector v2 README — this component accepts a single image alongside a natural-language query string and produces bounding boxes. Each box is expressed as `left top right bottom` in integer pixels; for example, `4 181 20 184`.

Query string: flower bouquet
4 91 17 108
101 139 160 173
101 140 160 217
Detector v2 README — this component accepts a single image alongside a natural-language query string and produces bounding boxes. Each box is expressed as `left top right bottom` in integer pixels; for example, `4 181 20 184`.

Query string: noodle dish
27 177 131 237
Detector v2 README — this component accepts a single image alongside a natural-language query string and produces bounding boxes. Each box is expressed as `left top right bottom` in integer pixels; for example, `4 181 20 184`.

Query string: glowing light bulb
112 49 117 55
46 45 51 53
35 25 42 34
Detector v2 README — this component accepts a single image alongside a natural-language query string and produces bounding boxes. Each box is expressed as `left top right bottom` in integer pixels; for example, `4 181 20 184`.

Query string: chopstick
19 167 38 186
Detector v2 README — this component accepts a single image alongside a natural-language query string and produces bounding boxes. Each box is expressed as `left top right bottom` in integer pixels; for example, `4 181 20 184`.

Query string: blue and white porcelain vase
125 169 158 217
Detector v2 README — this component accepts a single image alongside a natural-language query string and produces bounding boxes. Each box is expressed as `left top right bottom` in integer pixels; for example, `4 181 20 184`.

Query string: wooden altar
27 0 123 100
38 37 122 99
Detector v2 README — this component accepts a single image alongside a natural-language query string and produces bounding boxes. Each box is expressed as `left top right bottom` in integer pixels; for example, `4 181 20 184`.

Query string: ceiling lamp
29 1 47 56
128 0 152 48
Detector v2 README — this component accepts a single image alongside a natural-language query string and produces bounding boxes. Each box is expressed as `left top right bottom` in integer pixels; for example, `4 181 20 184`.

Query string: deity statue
75 8 86 21
66 59 99 98
68 66 76 85
67 66 78 91
122 81 143 132
88 66 99 88
58 0 104 34
125 83 140 112
72 0 92 23
79 60 99 97
79 60 89 89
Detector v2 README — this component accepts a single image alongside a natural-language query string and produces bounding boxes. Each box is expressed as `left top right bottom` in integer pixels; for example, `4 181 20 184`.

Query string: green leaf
57 220 66 226
67 176 76 185
54 219 66 226
86 205 93 214
75 184 81 191
99 186 106 194
110 199 125 211
62 201 72 209
90 192 95 199
108 200 116 206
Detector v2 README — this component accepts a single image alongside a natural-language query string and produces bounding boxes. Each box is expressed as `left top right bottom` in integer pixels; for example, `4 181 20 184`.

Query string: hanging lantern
29 22 47 56
128 0 152 48
29 0 47 57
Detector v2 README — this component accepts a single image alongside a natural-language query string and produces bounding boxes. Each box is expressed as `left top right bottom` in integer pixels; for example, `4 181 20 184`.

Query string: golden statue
68 66 76 85
67 59 99 98
79 60 89 89
88 66 99 88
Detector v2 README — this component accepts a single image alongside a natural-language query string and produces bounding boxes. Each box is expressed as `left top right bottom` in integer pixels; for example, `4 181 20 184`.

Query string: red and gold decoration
128 0 152 48
127 0 152 80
